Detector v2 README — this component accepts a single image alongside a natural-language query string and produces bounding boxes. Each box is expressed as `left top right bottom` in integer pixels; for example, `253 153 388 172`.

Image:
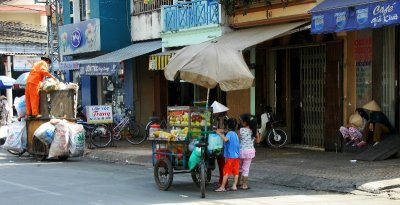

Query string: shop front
61 40 162 122
310 0 400 135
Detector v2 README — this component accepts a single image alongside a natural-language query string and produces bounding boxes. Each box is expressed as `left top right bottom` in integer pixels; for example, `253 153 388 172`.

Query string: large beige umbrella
164 41 255 133
164 41 254 91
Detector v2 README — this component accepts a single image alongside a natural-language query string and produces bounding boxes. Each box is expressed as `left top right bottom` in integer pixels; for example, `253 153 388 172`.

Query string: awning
61 40 161 75
164 21 309 84
148 50 176 70
214 21 308 51
310 0 400 34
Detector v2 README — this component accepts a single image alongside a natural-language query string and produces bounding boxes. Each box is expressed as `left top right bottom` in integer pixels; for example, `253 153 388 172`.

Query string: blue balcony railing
163 0 220 32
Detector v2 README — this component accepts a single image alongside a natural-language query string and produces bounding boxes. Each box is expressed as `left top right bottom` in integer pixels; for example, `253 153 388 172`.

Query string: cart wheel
32 137 48 161
191 167 212 186
58 156 69 161
199 161 206 198
7 149 26 156
154 158 173 190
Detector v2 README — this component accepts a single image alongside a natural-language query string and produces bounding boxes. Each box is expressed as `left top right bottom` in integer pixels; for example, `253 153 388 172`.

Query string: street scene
1 0 400 204
0 146 399 204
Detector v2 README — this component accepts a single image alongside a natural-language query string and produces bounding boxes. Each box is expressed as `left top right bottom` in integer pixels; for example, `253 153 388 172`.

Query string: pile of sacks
33 119 85 158
1 119 85 159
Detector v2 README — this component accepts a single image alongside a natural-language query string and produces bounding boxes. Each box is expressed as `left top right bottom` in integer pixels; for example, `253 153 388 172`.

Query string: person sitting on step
357 100 395 147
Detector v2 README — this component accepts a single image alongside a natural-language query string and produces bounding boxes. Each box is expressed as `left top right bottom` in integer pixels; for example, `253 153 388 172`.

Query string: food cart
150 106 216 198
26 89 77 160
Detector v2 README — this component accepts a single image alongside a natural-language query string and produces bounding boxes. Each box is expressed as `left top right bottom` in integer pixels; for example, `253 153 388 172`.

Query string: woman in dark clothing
357 100 395 147
211 101 230 188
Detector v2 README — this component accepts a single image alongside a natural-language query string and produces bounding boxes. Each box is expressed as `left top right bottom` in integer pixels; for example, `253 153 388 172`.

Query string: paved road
0 150 398 205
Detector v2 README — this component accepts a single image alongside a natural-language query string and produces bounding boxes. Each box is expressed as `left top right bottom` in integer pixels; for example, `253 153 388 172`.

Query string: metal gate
382 26 396 124
300 46 326 147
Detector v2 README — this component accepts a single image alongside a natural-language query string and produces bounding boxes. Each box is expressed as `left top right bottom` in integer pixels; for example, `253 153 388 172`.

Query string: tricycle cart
151 106 215 198
25 90 77 160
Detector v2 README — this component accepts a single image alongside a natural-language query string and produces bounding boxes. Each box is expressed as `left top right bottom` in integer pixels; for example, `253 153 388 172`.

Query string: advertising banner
86 105 113 124
59 19 101 55
13 56 41 71
311 0 400 33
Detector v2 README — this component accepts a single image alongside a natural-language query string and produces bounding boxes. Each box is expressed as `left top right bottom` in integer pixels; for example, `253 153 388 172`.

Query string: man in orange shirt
25 56 57 118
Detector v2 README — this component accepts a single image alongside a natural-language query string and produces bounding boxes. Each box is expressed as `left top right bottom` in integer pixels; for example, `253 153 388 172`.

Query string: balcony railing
163 0 220 32
133 0 174 15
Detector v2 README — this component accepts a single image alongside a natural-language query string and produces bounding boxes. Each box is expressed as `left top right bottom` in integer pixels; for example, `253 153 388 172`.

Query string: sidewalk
84 140 400 199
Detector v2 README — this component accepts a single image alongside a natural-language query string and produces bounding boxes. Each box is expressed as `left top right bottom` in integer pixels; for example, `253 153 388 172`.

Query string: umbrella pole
205 88 210 133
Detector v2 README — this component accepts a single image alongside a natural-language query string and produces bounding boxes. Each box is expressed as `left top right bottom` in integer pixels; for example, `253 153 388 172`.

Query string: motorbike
258 106 288 148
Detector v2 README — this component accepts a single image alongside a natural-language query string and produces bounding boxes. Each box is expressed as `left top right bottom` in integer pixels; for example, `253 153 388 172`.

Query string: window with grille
69 0 74 14
80 0 87 21
132 0 174 15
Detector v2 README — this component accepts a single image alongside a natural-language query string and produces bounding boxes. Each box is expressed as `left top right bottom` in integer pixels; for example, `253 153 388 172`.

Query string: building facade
0 0 48 105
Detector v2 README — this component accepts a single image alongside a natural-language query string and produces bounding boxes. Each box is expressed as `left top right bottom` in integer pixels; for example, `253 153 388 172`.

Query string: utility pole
36 0 63 71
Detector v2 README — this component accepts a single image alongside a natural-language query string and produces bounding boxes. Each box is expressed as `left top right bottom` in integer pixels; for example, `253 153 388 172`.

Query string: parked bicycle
258 105 288 148
145 116 168 139
89 106 145 147
77 106 109 149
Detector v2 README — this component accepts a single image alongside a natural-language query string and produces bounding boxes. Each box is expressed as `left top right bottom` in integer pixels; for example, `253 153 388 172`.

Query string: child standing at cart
238 113 259 190
214 118 240 192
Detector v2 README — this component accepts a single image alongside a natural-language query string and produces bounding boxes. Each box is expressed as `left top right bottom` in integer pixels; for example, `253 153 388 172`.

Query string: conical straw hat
211 101 229 114
349 113 363 128
362 100 381 112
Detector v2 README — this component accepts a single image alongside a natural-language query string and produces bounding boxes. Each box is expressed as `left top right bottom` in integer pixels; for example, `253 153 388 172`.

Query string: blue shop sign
311 0 400 34
79 63 119 76
59 19 101 55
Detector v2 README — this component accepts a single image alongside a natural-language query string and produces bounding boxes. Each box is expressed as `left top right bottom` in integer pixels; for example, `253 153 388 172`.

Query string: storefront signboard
13 56 41 71
311 0 400 34
59 19 101 56
79 62 119 76
86 105 113 124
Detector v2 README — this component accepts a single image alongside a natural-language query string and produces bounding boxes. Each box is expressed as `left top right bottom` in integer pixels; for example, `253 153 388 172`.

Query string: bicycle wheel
154 158 173 190
90 124 112 148
191 168 212 186
266 128 288 148
126 123 146 145
199 161 206 198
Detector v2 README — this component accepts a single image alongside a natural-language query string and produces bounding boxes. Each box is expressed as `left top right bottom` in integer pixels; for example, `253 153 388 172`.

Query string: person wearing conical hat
339 108 369 146
211 101 230 189
357 100 395 147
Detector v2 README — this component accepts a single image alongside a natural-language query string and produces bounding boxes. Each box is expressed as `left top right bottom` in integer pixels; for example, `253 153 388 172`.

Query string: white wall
131 11 161 42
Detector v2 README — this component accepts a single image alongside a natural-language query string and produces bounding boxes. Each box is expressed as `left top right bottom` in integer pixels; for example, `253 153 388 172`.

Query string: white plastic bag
67 122 85 157
14 96 26 118
65 83 79 91
34 122 55 145
57 82 67 90
207 133 223 152
42 78 59 91
1 121 27 152
48 120 70 158
0 125 9 140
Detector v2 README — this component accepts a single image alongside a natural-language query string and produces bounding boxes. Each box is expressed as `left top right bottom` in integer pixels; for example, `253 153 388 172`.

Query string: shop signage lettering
79 63 118 76
86 105 113 124
311 0 400 34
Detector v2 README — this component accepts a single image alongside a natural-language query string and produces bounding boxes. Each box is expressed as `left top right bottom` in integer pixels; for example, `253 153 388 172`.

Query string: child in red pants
215 119 240 192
